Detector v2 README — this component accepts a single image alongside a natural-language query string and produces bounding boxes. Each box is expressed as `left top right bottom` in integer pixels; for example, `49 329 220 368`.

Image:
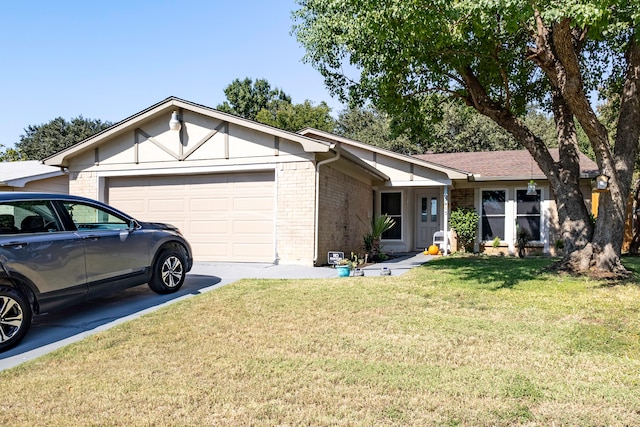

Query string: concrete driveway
0 252 430 371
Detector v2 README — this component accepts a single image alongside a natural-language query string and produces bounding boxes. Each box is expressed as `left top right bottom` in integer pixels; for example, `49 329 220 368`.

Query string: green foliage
14 116 112 160
335 105 424 154
492 236 501 248
256 99 335 132
449 208 480 252
293 0 640 274
217 77 291 121
428 100 522 152
0 145 20 162
218 77 335 132
362 214 395 260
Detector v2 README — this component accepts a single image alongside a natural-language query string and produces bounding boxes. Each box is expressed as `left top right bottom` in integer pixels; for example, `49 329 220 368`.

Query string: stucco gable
43 97 334 167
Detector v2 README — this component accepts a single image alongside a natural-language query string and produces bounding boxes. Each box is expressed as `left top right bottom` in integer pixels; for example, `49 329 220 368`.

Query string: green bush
449 208 479 252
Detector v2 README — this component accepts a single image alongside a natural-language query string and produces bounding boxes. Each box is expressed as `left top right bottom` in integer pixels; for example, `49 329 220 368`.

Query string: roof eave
299 128 471 180
44 97 331 167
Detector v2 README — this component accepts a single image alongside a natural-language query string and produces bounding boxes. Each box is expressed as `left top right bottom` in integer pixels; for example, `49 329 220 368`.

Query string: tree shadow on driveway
0 274 221 368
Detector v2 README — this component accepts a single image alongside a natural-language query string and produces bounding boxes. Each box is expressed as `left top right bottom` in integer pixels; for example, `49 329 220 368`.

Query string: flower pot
336 265 351 277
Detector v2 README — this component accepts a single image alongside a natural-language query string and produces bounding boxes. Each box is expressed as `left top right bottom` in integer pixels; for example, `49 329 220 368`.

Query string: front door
416 190 441 250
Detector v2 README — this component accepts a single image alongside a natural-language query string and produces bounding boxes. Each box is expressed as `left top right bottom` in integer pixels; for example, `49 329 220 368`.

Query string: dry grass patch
1 256 640 426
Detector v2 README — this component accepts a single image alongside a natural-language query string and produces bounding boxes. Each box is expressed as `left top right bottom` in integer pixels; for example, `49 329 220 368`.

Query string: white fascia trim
96 164 277 178
382 179 452 187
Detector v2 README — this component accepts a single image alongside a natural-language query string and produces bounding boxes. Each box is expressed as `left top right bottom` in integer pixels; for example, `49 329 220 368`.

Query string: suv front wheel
0 286 32 352
148 249 187 294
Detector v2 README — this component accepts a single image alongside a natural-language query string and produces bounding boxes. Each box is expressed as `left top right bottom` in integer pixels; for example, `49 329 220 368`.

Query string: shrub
449 208 479 252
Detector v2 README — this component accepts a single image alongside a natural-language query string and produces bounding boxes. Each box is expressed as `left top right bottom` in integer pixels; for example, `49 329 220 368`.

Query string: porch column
443 186 449 256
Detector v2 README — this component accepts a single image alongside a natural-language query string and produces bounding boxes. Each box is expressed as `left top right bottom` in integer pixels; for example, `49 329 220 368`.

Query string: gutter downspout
314 144 340 266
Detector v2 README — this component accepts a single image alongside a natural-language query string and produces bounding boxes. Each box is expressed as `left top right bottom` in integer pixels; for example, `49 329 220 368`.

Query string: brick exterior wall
69 171 97 198
276 161 317 265
316 165 372 265
451 188 474 210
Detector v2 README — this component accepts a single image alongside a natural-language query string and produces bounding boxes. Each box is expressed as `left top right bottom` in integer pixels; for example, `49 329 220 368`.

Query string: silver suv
0 192 193 352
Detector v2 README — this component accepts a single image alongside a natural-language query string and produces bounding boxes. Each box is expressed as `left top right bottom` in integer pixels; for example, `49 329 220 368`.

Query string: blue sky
0 1 344 148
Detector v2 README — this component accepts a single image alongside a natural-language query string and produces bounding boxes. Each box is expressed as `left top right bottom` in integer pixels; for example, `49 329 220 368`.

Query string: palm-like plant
362 214 396 261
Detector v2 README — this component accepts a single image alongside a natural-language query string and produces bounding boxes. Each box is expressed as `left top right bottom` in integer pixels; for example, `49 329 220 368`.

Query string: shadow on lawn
422 255 553 290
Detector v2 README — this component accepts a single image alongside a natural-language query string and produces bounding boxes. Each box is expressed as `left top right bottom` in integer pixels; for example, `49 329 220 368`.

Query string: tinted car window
61 201 129 231
0 200 61 234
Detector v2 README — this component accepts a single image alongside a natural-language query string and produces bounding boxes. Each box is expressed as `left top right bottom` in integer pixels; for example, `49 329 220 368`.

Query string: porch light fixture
594 174 610 192
526 157 537 195
169 110 181 131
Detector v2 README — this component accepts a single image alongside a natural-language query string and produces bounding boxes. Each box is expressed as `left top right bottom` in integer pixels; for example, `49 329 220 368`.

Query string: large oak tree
12 116 112 161
293 0 640 276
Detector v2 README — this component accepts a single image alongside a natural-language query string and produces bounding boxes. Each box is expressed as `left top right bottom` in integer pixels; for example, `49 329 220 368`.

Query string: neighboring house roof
0 160 65 187
43 97 336 167
414 149 600 181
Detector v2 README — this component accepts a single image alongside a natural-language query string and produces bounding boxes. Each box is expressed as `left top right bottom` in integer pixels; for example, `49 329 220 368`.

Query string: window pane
516 190 541 240
517 190 540 215
381 192 401 216
421 197 427 222
382 218 401 240
63 202 128 230
517 216 541 240
482 191 505 215
0 201 61 233
482 216 504 241
430 198 438 222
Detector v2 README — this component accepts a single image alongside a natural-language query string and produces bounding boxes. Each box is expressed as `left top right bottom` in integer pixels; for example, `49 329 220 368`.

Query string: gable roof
43 97 335 167
414 149 599 181
0 160 65 187
298 128 471 180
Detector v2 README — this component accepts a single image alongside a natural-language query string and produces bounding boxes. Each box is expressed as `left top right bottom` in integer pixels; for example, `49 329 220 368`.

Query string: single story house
41 97 599 265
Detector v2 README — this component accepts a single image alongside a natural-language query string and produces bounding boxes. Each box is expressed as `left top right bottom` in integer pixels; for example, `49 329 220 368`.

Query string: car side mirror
128 219 140 231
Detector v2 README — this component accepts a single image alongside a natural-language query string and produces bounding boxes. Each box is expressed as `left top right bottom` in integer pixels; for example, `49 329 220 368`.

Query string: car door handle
0 241 27 249
81 235 101 241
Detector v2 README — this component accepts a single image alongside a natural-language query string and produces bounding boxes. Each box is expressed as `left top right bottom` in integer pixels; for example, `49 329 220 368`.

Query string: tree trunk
460 67 594 260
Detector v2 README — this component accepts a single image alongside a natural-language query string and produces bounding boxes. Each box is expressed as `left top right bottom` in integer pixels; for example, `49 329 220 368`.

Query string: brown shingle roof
414 149 599 180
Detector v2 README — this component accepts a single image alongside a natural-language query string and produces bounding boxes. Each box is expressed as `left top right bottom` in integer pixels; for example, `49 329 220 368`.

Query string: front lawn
1 256 639 426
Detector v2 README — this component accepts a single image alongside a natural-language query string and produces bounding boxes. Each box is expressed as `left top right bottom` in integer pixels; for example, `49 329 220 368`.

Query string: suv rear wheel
148 249 186 294
0 286 32 352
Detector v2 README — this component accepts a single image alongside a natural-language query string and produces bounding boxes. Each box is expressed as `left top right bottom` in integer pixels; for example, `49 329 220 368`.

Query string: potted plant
335 252 363 277
335 259 352 277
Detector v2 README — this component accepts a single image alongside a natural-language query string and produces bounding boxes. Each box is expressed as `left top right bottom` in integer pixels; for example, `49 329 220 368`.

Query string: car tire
0 286 32 352
148 249 187 294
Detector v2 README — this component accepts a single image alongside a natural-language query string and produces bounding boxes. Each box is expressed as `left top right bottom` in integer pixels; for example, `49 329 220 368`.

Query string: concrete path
0 252 432 371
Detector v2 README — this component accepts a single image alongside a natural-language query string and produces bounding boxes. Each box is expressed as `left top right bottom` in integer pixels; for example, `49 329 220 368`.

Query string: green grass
1 256 640 426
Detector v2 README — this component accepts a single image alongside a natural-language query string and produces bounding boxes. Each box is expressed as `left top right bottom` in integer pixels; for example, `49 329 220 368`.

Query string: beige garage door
107 172 275 262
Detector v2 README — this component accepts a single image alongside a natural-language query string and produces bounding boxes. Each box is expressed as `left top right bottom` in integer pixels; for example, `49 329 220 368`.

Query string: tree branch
552 18 611 166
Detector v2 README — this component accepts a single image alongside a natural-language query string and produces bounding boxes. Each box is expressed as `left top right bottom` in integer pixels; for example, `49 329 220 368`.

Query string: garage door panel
233 243 272 259
108 172 274 262
149 199 186 212
233 220 272 234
